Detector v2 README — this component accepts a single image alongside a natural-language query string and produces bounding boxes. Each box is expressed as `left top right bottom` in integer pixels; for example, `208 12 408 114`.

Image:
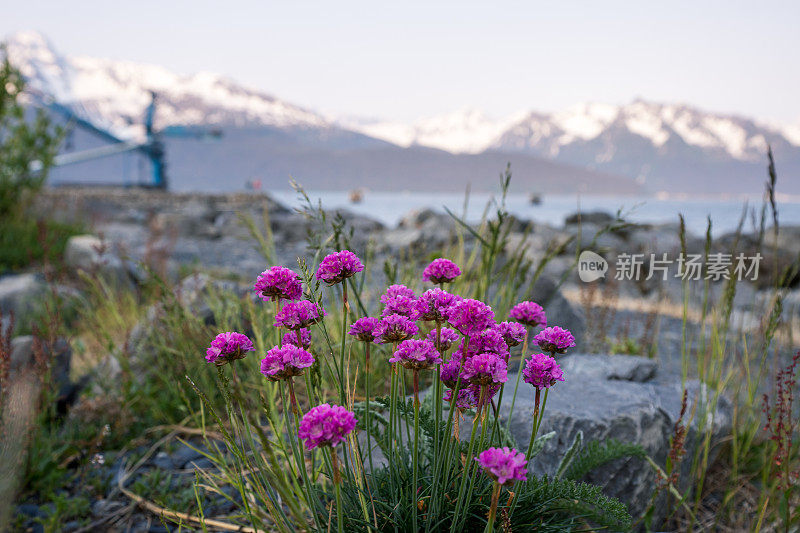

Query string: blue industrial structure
29 90 221 190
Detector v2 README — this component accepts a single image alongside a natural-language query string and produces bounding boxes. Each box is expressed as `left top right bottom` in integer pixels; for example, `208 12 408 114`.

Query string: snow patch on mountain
341 108 524 153
5 30 331 141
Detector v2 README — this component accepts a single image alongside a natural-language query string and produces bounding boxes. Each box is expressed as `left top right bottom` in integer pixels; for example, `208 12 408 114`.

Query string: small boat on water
528 192 542 205
349 189 365 203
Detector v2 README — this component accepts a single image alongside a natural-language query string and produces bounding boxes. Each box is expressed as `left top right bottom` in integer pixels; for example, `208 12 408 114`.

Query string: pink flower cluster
509 301 547 328
254 266 303 302
427 327 460 351
475 447 528 485
415 289 462 322
260 345 315 381
380 284 415 304
423 258 462 284
496 321 527 347
274 300 327 330
389 339 442 370
454 327 509 361
206 332 255 366
316 250 364 285
382 294 420 320
522 353 564 389
298 403 358 449
446 298 495 336
349 317 380 343
461 352 508 386
533 326 576 354
283 328 312 349
374 314 419 343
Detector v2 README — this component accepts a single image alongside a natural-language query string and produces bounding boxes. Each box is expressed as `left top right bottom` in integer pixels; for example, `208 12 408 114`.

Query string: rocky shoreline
3 187 798 531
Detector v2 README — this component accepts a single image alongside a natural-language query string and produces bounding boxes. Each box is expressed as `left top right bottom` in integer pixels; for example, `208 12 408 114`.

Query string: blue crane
29 90 221 189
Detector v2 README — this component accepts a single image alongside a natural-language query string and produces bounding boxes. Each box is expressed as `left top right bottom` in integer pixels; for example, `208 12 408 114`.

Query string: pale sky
1 0 798 123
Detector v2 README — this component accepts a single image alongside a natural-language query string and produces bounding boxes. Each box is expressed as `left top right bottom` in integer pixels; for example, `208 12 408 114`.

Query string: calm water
268 190 800 237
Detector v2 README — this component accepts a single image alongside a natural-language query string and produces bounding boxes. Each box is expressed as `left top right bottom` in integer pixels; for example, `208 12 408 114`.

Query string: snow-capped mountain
339 108 526 154
344 101 800 193
4 30 796 194
6 31 332 141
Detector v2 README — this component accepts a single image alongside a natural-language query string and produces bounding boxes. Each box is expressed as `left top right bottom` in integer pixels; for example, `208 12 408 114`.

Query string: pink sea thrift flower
444 387 476 410
260 345 315 381
254 266 303 302
509 301 547 328
533 326 576 354
374 314 419 343
349 317 380 342
475 447 528 485
522 353 565 389
443 383 501 410
380 284 415 304
454 327 509 361
274 300 327 330
446 298 495 337
298 403 357 450
427 327 460 351
462 352 508 386
423 258 462 284
496 321 527 347
316 250 364 285
440 357 463 389
283 329 312 350
381 295 420 320
206 332 255 366
415 289 462 322
389 339 442 370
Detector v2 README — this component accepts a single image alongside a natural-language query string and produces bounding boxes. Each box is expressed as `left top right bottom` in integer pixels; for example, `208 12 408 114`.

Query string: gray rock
187 457 215 470
501 354 732 525
0 273 45 318
152 451 174 470
564 211 615 226
559 354 656 383
64 235 129 285
8 336 81 414
10 336 35 374
170 442 204 469
526 275 586 351
565 223 627 255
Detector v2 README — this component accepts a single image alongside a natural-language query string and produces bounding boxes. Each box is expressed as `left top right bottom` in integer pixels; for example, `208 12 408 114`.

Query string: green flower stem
485 482 502 533
426 322 445 531
339 282 349 404
451 385 486 533
412 368 421 532
505 329 529 431
279 384 321 531
524 388 543 459
364 342 375 474
511 387 549 515
388 364 398 461
437 337 470 503
330 448 344 533
460 391 492 531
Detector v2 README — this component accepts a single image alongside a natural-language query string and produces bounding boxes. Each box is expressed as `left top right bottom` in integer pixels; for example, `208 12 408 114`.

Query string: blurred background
2 0 799 230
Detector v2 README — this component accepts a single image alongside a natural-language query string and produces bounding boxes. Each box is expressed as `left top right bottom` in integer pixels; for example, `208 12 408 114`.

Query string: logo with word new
578 251 608 282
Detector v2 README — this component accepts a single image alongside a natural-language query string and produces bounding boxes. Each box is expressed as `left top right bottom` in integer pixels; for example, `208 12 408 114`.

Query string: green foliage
0 216 84 271
0 44 62 219
562 439 647 482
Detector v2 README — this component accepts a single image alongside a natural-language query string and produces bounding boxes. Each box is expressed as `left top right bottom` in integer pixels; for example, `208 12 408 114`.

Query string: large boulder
501 354 732 525
7 336 83 415
64 235 129 284
0 273 46 319
564 211 615 226
526 275 586 350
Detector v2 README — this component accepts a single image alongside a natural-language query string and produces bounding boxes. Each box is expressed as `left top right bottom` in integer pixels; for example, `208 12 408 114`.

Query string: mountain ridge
4 30 797 194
